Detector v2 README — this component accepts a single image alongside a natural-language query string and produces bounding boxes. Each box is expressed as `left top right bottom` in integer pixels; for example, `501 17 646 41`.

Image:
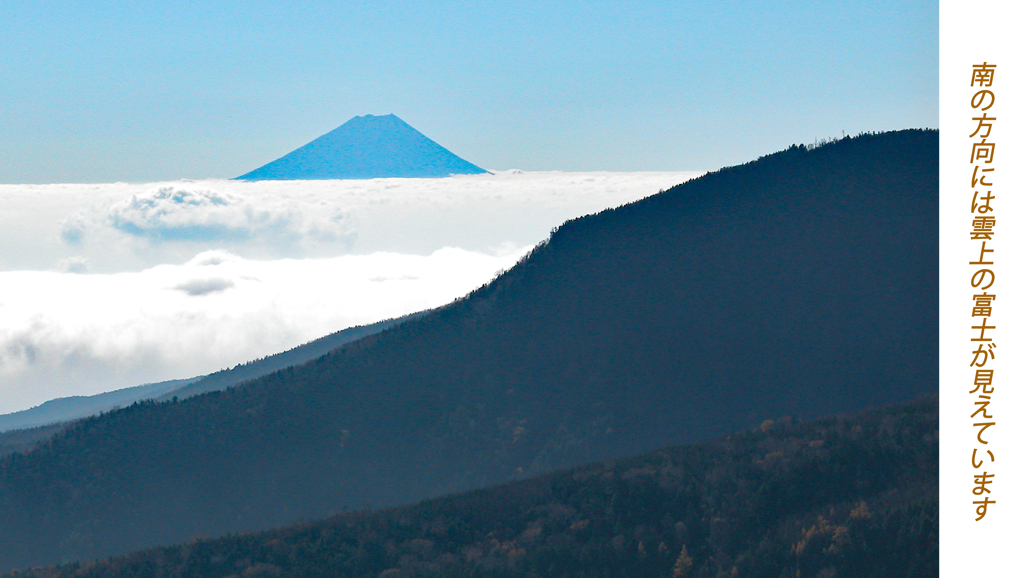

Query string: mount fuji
236 114 489 180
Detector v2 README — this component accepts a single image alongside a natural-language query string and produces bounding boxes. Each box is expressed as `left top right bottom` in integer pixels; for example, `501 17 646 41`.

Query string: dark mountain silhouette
0 130 937 571
0 423 68 460
236 114 488 180
151 311 427 403
0 314 422 451
6 396 938 578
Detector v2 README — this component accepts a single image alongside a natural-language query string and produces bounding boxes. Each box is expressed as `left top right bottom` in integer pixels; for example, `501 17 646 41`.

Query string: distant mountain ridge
236 114 488 180
0 130 937 571
0 379 194 434
0 313 423 444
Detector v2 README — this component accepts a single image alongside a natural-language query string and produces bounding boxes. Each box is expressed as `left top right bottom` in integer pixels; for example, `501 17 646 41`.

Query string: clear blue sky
0 1 937 183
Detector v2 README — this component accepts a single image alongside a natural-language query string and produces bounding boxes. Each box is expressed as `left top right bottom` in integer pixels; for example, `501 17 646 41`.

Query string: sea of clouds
0 171 701 414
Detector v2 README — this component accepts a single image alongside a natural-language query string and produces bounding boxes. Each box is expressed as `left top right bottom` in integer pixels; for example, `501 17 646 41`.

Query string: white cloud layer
105 185 354 244
0 248 528 414
0 171 700 274
0 171 702 414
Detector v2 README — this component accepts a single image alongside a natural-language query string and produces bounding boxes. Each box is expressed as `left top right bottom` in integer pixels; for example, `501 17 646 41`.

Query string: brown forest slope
9 396 938 578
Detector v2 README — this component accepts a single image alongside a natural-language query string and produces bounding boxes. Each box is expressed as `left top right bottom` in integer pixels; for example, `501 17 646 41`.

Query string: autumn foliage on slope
9 396 938 578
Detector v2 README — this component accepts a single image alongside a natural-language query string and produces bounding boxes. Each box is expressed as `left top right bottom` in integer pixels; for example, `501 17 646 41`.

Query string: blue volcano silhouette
236 114 489 180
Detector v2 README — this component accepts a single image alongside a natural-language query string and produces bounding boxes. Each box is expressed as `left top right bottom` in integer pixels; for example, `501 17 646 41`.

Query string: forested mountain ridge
0 314 422 453
0 378 194 435
5 396 938 578
0 130 937 571
151 312 426 403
